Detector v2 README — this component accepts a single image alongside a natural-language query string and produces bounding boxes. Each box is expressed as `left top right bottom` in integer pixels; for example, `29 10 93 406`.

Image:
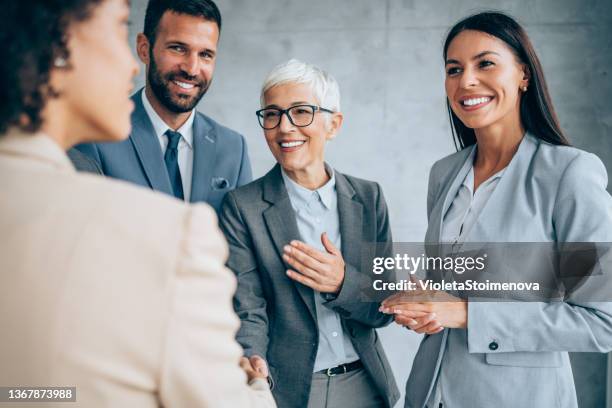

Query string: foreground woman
382 11 612 408
0 0 274 406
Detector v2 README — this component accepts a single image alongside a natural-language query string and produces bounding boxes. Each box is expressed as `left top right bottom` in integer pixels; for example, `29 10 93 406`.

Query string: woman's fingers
396 312 437 330
415 320 444 335
381 302 433 314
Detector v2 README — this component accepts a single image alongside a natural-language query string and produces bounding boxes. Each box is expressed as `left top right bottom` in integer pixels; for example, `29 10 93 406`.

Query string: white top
430 161 506 407
440 165 506 245
142 91 195 202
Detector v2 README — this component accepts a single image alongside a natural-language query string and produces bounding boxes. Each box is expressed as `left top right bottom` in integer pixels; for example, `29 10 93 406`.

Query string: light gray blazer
405 134 612 408
219 164 400 408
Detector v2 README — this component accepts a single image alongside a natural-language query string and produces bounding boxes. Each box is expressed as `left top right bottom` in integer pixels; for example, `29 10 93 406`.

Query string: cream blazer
0 130 275 408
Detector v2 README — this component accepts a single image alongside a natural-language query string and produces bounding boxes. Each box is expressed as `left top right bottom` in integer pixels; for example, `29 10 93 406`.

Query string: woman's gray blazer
405 133 612 408
220 164 400 408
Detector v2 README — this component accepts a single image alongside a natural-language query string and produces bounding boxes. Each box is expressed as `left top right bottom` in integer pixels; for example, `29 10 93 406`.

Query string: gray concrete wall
128 1 612 406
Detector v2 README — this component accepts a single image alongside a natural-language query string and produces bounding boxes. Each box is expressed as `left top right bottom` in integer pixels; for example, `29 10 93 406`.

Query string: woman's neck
284 163 329 190
40 102 80 150
473 119 525 171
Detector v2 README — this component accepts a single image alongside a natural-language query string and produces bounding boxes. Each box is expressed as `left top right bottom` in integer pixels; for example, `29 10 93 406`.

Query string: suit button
488 341 499 351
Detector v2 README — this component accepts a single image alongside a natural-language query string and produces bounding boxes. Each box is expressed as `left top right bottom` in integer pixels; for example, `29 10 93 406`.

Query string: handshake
239 355 270 385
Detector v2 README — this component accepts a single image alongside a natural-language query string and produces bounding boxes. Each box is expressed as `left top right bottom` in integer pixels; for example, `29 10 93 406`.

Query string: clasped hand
380 282 468 334
239 355 268 384
283 232 345 294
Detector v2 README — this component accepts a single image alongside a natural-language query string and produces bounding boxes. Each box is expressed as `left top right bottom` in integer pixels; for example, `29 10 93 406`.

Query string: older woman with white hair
219 59 400 408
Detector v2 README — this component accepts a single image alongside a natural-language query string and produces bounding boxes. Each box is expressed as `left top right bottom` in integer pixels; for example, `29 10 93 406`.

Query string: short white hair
260 59 341 112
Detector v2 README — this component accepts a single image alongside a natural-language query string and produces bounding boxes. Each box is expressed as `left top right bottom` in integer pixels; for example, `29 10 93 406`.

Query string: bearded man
75 0 252 211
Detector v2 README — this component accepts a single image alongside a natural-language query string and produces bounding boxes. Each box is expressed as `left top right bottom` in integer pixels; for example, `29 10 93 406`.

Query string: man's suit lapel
335 173 363 273
129 90 173 196
190 113 216 203
262 165 317 321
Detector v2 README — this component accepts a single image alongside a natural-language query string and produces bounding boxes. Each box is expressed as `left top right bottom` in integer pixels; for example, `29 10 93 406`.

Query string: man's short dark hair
143 0 221 45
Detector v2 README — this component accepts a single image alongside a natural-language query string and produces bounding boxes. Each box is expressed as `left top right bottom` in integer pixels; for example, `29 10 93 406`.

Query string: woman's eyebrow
445 50 501 65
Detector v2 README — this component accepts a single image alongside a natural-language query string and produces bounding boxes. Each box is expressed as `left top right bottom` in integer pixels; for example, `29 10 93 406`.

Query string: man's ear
326 112 344 141
136 33 151 65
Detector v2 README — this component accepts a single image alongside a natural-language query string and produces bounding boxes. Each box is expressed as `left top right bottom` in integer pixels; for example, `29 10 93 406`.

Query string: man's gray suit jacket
67 148 102 175
74 89 252 212
405 133 612 408
219 164 400 408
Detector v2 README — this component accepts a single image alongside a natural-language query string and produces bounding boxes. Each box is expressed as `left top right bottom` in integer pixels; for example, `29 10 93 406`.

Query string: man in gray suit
75 0 251 212
220 60 399 408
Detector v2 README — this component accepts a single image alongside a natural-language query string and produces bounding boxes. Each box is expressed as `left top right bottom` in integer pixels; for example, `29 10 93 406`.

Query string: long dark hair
443 11 570 149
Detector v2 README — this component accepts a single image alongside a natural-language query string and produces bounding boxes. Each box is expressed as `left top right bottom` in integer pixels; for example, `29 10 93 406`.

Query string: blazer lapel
190 113 216 203
128 89 173 196
262 165 317 321
335 172 363 273
466 134 538 243
426 145 476 247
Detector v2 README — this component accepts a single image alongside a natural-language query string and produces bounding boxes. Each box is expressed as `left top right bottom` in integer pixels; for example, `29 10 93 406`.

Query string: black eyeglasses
255 104 334 130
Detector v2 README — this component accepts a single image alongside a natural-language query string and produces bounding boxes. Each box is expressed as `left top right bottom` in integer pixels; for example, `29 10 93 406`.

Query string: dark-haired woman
0 1 275 406
382 11 612 408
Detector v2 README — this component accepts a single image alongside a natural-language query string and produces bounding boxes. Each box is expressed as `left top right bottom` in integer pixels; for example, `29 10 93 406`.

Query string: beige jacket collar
0 128 75 172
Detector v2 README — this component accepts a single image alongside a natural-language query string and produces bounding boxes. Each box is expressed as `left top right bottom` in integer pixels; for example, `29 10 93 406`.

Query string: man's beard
147 51 210 113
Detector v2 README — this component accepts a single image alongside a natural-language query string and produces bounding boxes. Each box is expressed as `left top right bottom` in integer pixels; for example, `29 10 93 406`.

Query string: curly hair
0 0 103 134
